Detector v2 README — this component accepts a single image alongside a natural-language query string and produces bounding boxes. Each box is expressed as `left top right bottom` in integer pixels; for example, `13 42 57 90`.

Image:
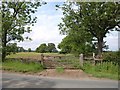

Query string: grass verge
83 61 118 80
2 60 44 73
56 67 64 73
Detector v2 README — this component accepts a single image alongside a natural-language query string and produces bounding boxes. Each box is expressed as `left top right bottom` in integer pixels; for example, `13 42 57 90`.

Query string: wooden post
79 53 83 67
93 52 95 59
41 54 44 65
93 52 95 65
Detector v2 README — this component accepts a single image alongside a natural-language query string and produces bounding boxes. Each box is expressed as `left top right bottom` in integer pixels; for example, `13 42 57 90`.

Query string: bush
59 51 67 54
103 51 120 64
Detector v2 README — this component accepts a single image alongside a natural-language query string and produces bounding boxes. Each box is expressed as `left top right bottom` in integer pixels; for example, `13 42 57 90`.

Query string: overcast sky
17 2 119 51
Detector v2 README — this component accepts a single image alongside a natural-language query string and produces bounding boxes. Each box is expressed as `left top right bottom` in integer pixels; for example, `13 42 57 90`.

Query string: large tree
18 47 25 52
0 9 2 56
2 1 46 61
47 43 56 53
36 43 47 53
36 43 57 53
58 36 72 54
28 48 32 52
57 2 120 56
6 43 18 55
58 33 95 55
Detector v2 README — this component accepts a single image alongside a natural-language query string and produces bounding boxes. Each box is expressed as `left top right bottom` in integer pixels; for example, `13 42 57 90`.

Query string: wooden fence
41 54 80 69
79 53 103 66
6 53 104 69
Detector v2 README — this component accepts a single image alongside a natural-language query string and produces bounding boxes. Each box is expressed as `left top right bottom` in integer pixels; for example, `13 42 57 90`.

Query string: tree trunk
2 49 6 62
2 29 7 62
97 37 103 56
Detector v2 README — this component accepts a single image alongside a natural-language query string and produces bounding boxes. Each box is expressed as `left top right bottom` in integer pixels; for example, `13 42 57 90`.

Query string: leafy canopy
2 1 46 60
57 2 120 55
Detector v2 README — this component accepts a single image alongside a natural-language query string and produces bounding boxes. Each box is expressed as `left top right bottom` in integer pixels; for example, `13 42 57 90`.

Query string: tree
6 43 18 55
36 43 58 53
58 36 72 54
36 43 47 53
57 2 120 56
2 1 46 61
47 43 56 53
18 47 25 52
0 8 2 55
28 48 31 52
58 34 95 55
52 48 58 53
56 2 95 55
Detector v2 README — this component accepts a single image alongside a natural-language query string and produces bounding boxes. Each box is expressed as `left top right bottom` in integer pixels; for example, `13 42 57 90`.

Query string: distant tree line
36 43 58 53
6 43 33 55
6 42 58 55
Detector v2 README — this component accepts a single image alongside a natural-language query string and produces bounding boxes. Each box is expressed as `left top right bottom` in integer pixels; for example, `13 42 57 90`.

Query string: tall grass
83 61 118 80
2 60 44 73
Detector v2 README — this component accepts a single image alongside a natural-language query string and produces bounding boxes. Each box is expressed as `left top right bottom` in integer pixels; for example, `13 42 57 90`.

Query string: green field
7 52 66 59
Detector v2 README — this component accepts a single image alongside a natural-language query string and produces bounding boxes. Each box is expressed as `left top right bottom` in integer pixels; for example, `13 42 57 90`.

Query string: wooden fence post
93 52 95 59
79 53 83 67
93 52 95 65
41 54 44 65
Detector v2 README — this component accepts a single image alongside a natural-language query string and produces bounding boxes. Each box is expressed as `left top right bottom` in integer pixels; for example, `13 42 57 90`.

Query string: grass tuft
56 67 64 73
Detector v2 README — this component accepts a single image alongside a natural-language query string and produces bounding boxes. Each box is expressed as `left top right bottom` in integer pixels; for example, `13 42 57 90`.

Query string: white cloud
17 13 65 50
104 31 118 51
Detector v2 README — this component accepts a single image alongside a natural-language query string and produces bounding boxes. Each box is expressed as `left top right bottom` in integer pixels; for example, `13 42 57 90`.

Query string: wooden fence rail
79 53 103 66
6 53 104 69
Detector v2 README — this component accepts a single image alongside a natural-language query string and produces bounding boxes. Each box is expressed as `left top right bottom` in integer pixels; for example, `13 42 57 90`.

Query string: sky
17 2 119 51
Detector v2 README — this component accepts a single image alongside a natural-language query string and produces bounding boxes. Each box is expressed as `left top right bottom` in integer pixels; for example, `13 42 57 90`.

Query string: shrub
59 51 67 54
103 51 120 64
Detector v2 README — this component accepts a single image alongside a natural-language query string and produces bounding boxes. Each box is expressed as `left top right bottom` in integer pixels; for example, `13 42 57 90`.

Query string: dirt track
2 69 112 80
36 69 111 80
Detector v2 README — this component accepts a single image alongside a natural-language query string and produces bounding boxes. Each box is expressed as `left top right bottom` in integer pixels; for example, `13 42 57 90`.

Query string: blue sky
17 2 119 51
